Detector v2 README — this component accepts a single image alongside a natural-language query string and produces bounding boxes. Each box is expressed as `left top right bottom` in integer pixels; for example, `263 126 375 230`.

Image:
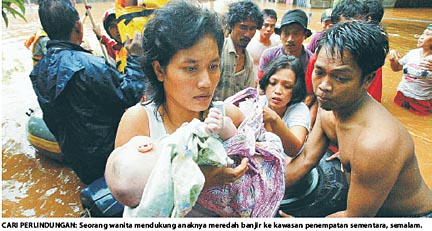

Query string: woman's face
155 35 221 113
265 68 296 113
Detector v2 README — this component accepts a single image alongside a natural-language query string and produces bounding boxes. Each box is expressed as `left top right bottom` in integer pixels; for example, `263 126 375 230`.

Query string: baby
105 105 237 208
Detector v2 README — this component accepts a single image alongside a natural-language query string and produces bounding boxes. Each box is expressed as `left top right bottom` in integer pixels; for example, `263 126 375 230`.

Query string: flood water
2 1 431 217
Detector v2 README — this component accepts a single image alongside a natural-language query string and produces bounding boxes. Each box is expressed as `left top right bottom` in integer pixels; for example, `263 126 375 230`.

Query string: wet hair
364 0 384 24
140 0 224 109
316 21 389 81
259 56 306 106
262 8 277 21
38 0 80 40
331 0 369 24
226 1 263 32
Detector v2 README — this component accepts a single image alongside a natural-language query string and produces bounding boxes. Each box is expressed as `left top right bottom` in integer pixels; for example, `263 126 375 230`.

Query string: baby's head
105 136 160 207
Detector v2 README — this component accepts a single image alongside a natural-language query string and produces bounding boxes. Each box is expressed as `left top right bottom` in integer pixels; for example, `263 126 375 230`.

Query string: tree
2 0 26 27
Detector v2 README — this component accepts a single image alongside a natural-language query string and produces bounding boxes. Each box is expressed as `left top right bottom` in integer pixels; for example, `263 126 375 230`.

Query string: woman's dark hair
140 0 224 110
259 55 307 107
38 0 80 40
316 20 389 81
226 1 263 31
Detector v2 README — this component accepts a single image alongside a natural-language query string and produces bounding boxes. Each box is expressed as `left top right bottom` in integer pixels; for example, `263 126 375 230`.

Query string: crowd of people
30 0 431 218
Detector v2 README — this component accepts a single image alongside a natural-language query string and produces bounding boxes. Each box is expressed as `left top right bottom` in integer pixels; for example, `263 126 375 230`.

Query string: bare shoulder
115 104 150 147
316 109 337 140
352 107 414 170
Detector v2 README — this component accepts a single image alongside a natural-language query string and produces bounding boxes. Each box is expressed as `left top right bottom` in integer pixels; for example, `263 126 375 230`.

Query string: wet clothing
393 48 432 115
394 91 432 115
214 36 255 101
30 40 146 184
396 48 432 101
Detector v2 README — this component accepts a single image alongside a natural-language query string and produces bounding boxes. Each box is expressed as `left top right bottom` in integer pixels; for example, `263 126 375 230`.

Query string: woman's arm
262 106 309 157
115 104 150 148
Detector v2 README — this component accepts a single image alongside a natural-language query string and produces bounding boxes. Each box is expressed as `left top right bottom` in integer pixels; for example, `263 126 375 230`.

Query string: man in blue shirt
30 0 146 184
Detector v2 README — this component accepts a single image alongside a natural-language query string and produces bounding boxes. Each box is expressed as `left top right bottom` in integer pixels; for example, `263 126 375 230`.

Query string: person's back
30 0 146 185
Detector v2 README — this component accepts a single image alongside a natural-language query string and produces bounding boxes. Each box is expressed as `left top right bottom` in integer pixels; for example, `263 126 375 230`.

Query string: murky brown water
2 1 431 217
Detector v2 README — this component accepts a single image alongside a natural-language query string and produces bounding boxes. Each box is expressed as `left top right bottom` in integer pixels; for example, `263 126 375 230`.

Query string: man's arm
285 109 329 188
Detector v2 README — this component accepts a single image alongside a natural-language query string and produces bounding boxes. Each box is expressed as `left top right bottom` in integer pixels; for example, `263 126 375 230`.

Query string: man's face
312 46 368 111
260 16 277 40
231 20 258 49
280 23 307 57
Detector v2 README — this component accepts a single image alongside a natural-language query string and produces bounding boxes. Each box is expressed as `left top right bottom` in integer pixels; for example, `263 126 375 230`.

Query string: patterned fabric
198 87 286 217
123 119 232 217
125 87 285 217
214 36 255 101
29 40 146 184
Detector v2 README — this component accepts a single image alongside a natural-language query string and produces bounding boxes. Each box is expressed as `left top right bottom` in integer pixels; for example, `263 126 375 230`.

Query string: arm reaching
388 49 403 72
285 109 329 188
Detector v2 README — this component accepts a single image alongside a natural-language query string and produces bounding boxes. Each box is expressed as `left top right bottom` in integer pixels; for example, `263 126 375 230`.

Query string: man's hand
125 31 144 56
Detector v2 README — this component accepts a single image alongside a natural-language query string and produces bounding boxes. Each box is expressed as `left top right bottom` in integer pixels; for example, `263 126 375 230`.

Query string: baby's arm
204 107 237 141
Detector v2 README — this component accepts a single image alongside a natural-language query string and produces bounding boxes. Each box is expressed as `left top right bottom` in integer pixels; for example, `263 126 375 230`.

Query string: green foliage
2 0 27 27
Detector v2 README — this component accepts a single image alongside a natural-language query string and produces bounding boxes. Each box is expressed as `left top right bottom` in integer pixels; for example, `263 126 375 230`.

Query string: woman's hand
201 158 249 187
262 106 279 123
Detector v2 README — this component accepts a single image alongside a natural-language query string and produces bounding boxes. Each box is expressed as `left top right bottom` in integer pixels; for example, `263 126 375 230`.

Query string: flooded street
2 1 431 217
